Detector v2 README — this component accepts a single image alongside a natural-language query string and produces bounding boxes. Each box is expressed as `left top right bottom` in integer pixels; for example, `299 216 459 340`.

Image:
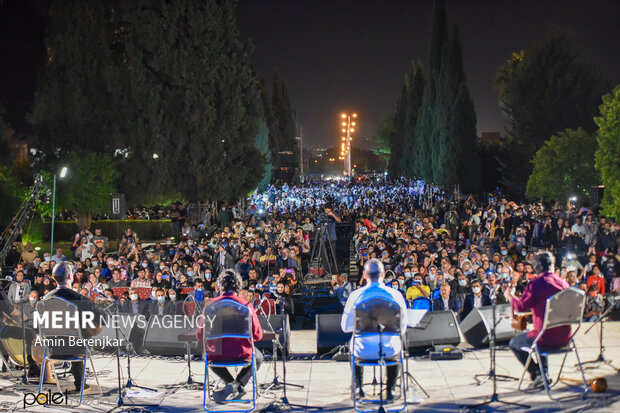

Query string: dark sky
1 0 619 150
236 0 620 149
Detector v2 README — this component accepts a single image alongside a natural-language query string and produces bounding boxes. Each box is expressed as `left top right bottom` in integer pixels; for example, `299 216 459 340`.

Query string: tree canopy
526 128 598 202
495 27 609 195
594 86 620 219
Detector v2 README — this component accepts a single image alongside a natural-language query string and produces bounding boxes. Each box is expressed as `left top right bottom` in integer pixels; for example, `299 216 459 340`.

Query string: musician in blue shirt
341 259 407 400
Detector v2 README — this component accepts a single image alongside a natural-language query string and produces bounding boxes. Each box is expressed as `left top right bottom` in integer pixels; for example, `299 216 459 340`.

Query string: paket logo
23 390 69 408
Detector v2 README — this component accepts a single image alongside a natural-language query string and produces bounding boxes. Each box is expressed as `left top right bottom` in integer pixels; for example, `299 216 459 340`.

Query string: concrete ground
1 321 619 412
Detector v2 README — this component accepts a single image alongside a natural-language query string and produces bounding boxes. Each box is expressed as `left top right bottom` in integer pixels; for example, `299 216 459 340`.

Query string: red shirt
511 272 571 348
196 292 263 360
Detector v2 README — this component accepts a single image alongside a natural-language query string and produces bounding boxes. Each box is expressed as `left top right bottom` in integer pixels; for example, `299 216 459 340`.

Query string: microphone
92 287 111 298
377 323 385 332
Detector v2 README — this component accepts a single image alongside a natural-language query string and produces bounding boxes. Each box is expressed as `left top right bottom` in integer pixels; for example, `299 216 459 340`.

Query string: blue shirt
341 281 408 359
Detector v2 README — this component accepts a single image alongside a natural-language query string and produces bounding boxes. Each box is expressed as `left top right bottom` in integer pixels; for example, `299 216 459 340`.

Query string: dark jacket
432 296 460 312
461 293 492 319
121 300 150 317
149 300 176 316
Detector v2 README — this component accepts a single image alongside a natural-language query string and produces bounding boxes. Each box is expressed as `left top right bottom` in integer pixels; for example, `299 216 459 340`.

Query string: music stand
579 295 618 370
466 303 529 410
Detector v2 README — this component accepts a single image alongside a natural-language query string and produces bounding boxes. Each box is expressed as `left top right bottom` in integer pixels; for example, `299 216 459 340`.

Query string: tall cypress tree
413 0 448 180
121 0 264 202
28 0 121 162
400 62 426 178
272 70 298 170
254 117 272 192
434 26 479 191
387 82 408 178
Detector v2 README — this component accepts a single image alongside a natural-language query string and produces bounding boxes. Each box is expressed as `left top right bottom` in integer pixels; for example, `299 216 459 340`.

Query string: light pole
339 113 357 176
50 166 68 255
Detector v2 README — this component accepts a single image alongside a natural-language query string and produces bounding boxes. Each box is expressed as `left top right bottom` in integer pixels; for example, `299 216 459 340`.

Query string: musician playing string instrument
43 262 103 391
0 287 40 377
504 252 570 391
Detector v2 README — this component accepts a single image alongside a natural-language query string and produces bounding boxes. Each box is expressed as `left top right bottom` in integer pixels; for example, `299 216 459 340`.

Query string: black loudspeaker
92 313 148 353
405 311 461 352
110 193 126 219
256 314 290 356
459 304 517 348
316 313 351 354
142 315 201 356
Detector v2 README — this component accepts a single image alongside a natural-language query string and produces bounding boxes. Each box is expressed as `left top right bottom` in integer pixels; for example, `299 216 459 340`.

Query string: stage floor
1 321 619 412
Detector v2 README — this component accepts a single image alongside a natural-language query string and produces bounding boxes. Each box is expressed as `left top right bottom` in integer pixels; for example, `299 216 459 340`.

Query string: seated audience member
432 283 460 312
580 282 604 322
121 287 150 316
149 288 175 316
461 279 492 319
405 273 430 301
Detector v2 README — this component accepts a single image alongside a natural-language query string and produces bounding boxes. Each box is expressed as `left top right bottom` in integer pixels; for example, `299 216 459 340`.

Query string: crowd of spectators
3 178 619 325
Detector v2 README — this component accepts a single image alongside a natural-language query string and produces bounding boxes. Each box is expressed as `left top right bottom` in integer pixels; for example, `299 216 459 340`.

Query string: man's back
341 282 407 360
510 272 570 348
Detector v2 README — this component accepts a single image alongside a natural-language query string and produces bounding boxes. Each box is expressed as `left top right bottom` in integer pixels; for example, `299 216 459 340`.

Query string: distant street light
50 166 68 255
339 112 358 176
153 153 159 159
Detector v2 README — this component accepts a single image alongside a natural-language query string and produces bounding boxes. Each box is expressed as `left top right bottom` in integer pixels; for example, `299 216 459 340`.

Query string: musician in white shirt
341 259 407 400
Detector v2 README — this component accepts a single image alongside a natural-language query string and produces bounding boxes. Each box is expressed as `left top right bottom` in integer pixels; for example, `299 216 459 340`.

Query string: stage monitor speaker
257 314 290 356
405 310 460 352
459 304 517 348
316 313 351 355
92 313 147 353
142 315 201 356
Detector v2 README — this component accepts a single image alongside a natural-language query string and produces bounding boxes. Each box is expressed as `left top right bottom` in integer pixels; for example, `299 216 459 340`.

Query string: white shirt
443 297 450 311
341 281 408 360
474 295 482 309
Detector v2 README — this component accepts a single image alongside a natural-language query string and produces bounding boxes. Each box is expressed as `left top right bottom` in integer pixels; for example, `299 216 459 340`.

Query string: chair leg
571 340 589 398
399 353 407 410
88 353 103 398
517 350 533 391
250 353 257 412
535 348 553 401
38 350 46 394
551 352 568 388
203 358 210 412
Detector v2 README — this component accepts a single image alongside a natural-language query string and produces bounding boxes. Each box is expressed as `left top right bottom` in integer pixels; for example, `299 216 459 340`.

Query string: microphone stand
579 295 618 370
377 324 385 413
466 303 528 410
18 284 28 384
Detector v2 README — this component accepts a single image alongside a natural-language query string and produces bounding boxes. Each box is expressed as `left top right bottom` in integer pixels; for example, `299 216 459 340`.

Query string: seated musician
44 262 103 391
0 288 39 377
341 259 407 401
196 270 263 403
505 252 570 391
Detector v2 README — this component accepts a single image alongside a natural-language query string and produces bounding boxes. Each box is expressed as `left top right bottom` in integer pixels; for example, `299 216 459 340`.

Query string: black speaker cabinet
142 315 201 356
405 310 461 352
316 313 351 354
92 313 148 353
459 304 517 348
257 314 290 356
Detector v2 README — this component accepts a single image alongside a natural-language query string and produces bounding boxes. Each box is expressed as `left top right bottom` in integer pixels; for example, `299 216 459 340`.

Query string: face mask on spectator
458 279 467 287
142 263 148 268
404 272 411 278
205 272 212 280
151 291 157 299
130 294 138 301
429 274 436 280
157 296 165 303
472 286 481 294
187 270 194 277
29 298 37 305
501 250 508 256
169 293 176 301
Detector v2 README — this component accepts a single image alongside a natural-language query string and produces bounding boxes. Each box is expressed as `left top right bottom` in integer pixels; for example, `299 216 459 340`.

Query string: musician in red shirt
505 252 570 391
196 270 263 403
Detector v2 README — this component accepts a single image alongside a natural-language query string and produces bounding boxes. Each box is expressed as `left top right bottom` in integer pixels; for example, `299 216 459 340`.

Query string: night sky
236 0 620 148
1 0 619 150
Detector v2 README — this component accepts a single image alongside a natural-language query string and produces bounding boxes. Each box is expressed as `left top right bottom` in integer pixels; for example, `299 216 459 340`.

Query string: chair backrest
354 297 401 337
254 298 276 317
183 295 201 316
137 287 151 301
36 296 83 338
430 288 441 301
112 287 129 299
202 299 252 341
541 288 585 331
411 296 432 311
